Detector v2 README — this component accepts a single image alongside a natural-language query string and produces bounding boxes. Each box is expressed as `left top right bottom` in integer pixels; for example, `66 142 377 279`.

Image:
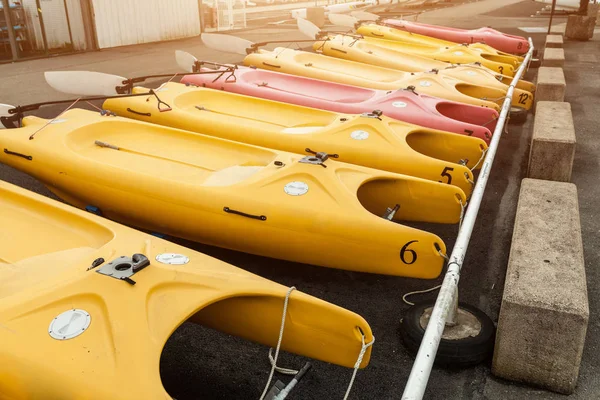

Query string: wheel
399 301 495 368
508 107 528 125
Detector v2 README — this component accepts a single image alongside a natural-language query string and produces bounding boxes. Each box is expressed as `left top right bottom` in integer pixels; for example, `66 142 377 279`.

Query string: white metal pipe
401 38 535 400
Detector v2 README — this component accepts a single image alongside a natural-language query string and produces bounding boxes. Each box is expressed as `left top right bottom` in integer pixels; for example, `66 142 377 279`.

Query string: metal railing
401 37 535 400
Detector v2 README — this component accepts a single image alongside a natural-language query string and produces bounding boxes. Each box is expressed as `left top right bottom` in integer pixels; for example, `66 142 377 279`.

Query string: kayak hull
244 48 503 110
181 66 496 143
0 109 467 278
313 38 534 110
0 180 373 399
382 19 530 55
357 24 523 67
101 82 486 195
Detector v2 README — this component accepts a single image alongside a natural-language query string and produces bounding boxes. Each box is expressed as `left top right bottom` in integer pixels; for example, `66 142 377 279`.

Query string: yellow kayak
313 36 534 110
0 180 373 399
99 82 486 195
357 24 523 72
362 36 517 76
0 109 467 278
245 48 505 110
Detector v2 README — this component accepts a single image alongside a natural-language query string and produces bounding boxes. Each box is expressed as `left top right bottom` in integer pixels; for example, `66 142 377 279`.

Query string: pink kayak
181 66 498 143
381 20 530 55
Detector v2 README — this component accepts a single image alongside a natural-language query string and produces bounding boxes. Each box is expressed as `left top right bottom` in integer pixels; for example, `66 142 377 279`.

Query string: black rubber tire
532 48 539 58
529 58 541 69
399 301 496 368
508 107 528 125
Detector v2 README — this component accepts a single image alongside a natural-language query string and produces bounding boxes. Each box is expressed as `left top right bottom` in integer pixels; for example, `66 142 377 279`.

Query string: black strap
127 108 151 117
223 207 267 221
4 148 32 160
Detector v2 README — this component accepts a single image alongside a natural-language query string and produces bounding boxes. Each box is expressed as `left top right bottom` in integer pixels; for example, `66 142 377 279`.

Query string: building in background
0 0 248 61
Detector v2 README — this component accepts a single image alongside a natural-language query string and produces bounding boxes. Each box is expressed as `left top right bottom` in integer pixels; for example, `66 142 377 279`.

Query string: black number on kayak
517 42 523 50
518 93 529 105
400 240 418 265
439 167 454 185
498 66 504 74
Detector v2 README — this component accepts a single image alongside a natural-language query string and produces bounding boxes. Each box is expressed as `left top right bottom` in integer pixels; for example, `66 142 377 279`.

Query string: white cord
402 285 443 306
268 348 298 375
259 286 296 400
343 331 375 400
471 148 489 171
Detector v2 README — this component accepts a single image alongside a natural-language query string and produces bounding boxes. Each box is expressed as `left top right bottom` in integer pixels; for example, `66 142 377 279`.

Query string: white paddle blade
201 33 253 56
297 17 321 39
175 50 198 72
0 103 15 118
351 11 380 21
45 71 125 96
0 103 16 129
328 13 358 27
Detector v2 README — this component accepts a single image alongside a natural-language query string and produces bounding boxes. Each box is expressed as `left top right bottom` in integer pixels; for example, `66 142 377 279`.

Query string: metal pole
547 0 557 35
198 0 205 33
35 0 49 55
62 0 74 50
1 0 18 60
579 0 589 15
401 38 535 400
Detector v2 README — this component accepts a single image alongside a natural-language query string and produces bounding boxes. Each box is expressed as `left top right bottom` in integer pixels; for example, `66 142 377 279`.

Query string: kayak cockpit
64 119 278 185
171 85 337 130
354 175 464 225
388 121 486 170
288 49 404 83
0 185 113 265
240 69 378 103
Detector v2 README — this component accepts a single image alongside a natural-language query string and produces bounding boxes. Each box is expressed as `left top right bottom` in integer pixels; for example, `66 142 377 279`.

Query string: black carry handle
223 206 267 221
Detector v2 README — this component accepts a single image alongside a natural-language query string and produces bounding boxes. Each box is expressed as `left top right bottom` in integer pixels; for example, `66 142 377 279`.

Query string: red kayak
181 66 498 143
381 20 530 55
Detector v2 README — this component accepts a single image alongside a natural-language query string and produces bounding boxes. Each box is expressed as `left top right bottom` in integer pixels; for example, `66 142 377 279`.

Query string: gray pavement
0 1 598 399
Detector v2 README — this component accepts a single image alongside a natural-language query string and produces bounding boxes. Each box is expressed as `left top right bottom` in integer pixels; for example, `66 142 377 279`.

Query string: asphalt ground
1 1 598 399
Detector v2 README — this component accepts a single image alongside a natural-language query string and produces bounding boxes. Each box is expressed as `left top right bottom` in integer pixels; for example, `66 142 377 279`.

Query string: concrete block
542 48 565 67
535 67 566 104
528 102 575 182
566 15 597 41
493 178 588 394
550 23 566 37
545 34 563 49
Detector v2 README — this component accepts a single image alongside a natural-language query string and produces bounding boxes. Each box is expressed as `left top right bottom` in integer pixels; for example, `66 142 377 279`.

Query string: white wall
20 0 87 51
91 0 201 49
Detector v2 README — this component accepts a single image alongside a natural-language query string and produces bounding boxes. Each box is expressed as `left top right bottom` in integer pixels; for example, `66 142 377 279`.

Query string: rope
259 286 296 400
401 249 448 306
85 101 102 112
402 285 442 306
481 95 509 103
458 199 466 230
482 115 499 127
470 148 488 171
343 331 375 400
268 348 298 375
29 97 81 140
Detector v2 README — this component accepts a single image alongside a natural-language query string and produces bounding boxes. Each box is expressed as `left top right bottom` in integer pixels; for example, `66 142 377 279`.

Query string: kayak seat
0 247 96 300
202 165 264 187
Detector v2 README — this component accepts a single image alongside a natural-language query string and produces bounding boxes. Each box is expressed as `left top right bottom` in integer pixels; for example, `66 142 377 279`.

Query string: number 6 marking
400 240 418 265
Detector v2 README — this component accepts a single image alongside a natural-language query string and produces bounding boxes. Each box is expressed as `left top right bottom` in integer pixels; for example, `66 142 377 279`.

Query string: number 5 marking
439 166 454 185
